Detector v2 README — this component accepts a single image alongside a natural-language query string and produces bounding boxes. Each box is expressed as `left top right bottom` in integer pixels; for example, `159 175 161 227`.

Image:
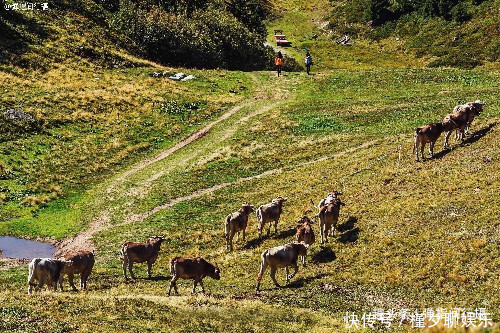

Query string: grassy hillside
1 0 499 332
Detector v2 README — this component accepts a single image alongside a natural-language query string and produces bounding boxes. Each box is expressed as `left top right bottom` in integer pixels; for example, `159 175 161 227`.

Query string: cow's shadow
274 227 296 240
433 122 496 160
311 246 337 264
285 273 329 289
337 216 357 233
338 228 360 243
243 237 265 249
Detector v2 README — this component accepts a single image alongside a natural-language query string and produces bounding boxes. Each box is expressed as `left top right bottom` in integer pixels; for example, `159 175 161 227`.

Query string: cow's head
149 236 166 245
241 203 255 215
329 190 342 198
472 100 484 115
273 196 287 205
297 215 312 227
212 263 221 280
298 243 309 256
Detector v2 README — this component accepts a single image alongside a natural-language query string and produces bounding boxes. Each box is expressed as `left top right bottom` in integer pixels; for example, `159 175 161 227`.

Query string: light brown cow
121 236 165 280
413 122 452 161
58 250 95 291
225 203 254 251
313 195 345 244
168 257 220 295
296 216 315 266
451 100 484 140
28 258 73 294
256 196 287 238
256 242 308 291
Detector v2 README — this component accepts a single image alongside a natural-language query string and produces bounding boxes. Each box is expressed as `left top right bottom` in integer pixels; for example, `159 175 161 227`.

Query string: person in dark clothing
305 52 313 75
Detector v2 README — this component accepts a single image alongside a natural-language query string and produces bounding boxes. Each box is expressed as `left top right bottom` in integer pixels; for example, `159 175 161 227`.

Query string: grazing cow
313 195 345 244
28 258 73 294
296 216 315 266
225 203 255 251
121 236 165 280
452 100 484 139
413 122 453 161
58 250 95 291
256 243 308 291
256 196 287 238
168 257 220 295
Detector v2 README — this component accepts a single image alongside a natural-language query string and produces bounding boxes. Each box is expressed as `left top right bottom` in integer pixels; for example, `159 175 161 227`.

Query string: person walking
305 52 313 75
274 51 284 77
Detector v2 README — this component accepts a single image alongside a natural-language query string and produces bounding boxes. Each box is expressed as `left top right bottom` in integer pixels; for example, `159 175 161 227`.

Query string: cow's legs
128 262 136 280
147 261 153 278
414 137 420 162
267 221 271 236
122 257 128 280
37 274 47 292
236 231 240 242
67 273 78 291
443 131 451 149
285 267 290 285
420 143 426 161
256 259 268 291
199 280 205 293
429 141 435 157
192 279 198 294
288 263 299 281
168 276 179 296
270 266 280 288
273 219 279 234
319 221 325 244
242 229 246 242
301 254 306 267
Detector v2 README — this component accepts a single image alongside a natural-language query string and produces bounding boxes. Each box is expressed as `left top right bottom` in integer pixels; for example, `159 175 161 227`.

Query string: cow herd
413 100 485 161
27 192 345 294
26 99 486 295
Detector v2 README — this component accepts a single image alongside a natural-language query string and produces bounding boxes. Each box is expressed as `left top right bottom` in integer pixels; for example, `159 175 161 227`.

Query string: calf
168 257 220 295
256 242 308 291
413 122 452 161
313 195 345 244
58 250 95 291
28 258 73 294
256 196 287 238
296 216 315 266
121 236 165 280
225 203 254 251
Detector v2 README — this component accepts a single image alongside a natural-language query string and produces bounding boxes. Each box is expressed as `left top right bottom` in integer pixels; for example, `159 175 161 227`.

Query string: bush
427 51 482 69
112 1 277 70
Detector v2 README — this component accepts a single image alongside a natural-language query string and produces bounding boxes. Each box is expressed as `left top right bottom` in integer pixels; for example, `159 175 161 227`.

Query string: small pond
0 236 55 259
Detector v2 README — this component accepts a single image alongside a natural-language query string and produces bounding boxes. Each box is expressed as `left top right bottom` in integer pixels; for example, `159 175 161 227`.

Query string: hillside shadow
311 246 337 264
433 122 497 160
338 227 359 243
337 216 357 233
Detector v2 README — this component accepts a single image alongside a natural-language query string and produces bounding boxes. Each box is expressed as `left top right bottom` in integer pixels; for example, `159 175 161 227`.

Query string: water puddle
0 236 55 259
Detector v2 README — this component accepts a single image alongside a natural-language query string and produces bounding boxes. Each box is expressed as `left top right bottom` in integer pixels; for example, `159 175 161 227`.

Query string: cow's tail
257 249 269 280
28 258 41 286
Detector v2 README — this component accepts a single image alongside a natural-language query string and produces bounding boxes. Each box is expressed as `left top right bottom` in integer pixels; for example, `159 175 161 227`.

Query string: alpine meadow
0 0 499 332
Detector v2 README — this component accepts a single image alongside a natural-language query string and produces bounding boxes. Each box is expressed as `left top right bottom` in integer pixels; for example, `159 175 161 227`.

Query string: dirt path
106 101 253 195
57 139 378 253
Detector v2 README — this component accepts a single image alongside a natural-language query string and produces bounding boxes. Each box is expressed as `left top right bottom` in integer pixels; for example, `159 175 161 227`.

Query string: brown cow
296 216 315 266
413 122 453 161
168 257 220 295
225 203 254 251
256 196 287 238
313 195 345 244
256 243 308 291
58 250 95 291
121 236 165 280
451 100 484 140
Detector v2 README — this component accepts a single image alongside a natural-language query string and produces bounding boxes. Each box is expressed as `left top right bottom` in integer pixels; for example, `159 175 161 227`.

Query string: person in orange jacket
274 51 284 77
